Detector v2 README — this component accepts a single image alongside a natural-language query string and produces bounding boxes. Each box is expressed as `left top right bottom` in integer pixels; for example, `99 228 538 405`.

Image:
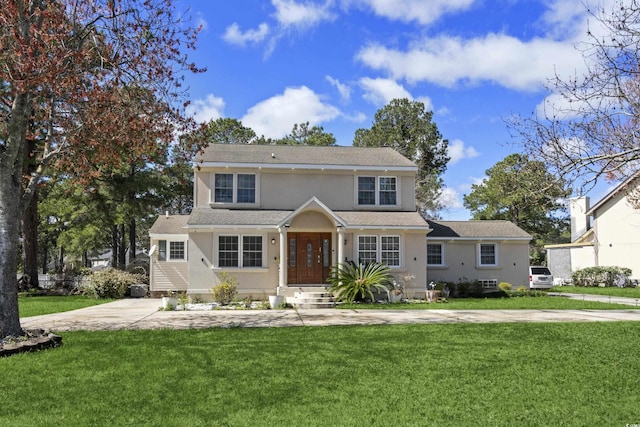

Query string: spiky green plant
327 261 393 302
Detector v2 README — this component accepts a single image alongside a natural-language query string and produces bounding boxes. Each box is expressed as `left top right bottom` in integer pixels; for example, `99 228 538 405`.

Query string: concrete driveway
19 295 640 332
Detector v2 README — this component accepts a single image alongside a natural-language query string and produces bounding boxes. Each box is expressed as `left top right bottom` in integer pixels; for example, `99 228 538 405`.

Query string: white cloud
326 75 351 101
448 139 479 165
186 94 225 124
222 23 270 46
356 33 585 91
345 0 476 25
437 187 464 210
272 0 336 28
359 77 411 106
242 86 341 138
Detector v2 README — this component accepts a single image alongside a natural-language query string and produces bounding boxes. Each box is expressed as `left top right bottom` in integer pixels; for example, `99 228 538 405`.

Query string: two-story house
149 144 430 299
546 175 640 283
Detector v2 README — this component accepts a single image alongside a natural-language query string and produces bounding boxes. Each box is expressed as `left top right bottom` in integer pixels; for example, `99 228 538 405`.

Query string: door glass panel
289 238 296 267
307 243 312 267
323 238 329 267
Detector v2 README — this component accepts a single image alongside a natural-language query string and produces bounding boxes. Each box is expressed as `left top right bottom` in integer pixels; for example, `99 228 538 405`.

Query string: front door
287 233 331 285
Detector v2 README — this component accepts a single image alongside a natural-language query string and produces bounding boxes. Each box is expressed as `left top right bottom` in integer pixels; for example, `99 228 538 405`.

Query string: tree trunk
0 92 31 337
119 223 126 269
42 240 48 274
129 219 136 262
111 225 118 268
21 189 40 288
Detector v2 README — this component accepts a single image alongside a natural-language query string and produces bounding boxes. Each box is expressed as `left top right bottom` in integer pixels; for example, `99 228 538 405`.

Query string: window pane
214 174 233 203
379 177 397 205
242 236 262 267
158 240 166 261
381 236 400 267
480 244 496 265
218 236 238 267
358 177 376 205
169 241 185 260
237 174 255 203
358 236 377 265
427 244 443 265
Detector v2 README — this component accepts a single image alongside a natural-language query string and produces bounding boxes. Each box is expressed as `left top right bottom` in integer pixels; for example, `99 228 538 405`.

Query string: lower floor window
357 235 401 267
218 235 263 268
478 279 498 289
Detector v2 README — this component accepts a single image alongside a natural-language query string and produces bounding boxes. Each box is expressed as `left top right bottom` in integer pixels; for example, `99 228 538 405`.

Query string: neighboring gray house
426 220 532 288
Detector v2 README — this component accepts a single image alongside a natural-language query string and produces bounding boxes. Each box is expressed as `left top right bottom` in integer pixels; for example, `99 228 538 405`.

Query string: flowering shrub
211 272 238 305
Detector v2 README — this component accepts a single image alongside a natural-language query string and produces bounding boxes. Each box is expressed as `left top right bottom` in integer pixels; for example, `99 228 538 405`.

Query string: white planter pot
162 297 178 310
269 295 285 309
389 292 403 303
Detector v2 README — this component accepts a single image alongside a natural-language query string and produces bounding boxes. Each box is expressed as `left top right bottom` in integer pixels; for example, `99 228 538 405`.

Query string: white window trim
476 242 499 267
355 176 400 207
355 234 402 268
426 242 445 267
214 233 266 269
211 173 260 206
156 239 188 262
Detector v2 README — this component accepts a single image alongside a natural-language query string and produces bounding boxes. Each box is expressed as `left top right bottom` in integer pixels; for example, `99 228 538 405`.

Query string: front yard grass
1 322 639 426
551 285 640 298
339 295 639 310
18 295 113 318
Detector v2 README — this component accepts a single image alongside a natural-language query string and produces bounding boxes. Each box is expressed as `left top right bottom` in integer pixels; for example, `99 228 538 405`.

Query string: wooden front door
287 233 331 285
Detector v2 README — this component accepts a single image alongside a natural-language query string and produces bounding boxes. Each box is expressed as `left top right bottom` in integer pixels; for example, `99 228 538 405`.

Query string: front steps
279 286 335 309
294 291 336 309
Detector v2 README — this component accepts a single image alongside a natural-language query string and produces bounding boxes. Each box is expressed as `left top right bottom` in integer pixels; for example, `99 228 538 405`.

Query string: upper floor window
427 243 444 266
477 243 498 267
214 173 256 204
357 235 401 267
357 176 397 206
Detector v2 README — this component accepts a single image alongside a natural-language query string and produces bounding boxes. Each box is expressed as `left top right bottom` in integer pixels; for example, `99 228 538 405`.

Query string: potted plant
162 290 178 310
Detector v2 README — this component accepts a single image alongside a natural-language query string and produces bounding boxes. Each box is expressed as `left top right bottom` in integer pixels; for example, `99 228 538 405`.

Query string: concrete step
293 291 335 309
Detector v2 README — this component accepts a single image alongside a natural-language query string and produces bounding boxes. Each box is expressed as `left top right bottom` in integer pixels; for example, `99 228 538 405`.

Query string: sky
175 0 615 220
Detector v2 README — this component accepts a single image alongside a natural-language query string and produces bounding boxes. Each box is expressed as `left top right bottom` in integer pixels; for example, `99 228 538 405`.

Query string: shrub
86 268 144 299
211 272 238 305
572 266 632 287
498 282 513 291
327 261 393 303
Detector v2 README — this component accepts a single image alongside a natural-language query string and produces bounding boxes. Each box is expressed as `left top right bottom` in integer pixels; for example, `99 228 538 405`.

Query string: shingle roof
427 220 532 239
149 215 190 234
188 208 290 227
336 211 429 228
195 144 417 169
186 207 429 229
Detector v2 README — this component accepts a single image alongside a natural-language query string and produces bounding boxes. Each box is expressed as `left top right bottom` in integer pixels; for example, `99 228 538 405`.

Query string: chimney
569 196 590 241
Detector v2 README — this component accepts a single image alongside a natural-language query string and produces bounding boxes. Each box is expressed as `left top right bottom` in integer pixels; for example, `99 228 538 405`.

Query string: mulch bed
0 329 63 357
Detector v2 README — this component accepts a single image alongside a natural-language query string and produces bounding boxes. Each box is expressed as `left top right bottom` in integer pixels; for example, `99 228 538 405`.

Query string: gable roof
586 173 640 215
195 144 417 171
149 214 190 235
426 220 532 240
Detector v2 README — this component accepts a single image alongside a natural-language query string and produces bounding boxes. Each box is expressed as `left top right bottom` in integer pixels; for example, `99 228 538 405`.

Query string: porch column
278 227 287 290
337 226 345 268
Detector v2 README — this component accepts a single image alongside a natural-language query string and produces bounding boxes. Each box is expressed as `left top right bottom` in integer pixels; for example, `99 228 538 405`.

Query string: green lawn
1 323 639 426
551 285 640 298
18 295 113 318
339 295 639 310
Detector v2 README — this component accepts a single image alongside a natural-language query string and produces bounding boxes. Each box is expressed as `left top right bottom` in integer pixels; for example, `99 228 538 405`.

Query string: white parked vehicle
529 266 554 289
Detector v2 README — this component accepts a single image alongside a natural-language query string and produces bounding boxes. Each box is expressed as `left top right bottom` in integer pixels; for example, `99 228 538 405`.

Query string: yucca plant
327 261 393 302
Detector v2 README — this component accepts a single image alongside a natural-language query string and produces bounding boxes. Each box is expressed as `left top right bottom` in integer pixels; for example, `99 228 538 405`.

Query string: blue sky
176 0 613 219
